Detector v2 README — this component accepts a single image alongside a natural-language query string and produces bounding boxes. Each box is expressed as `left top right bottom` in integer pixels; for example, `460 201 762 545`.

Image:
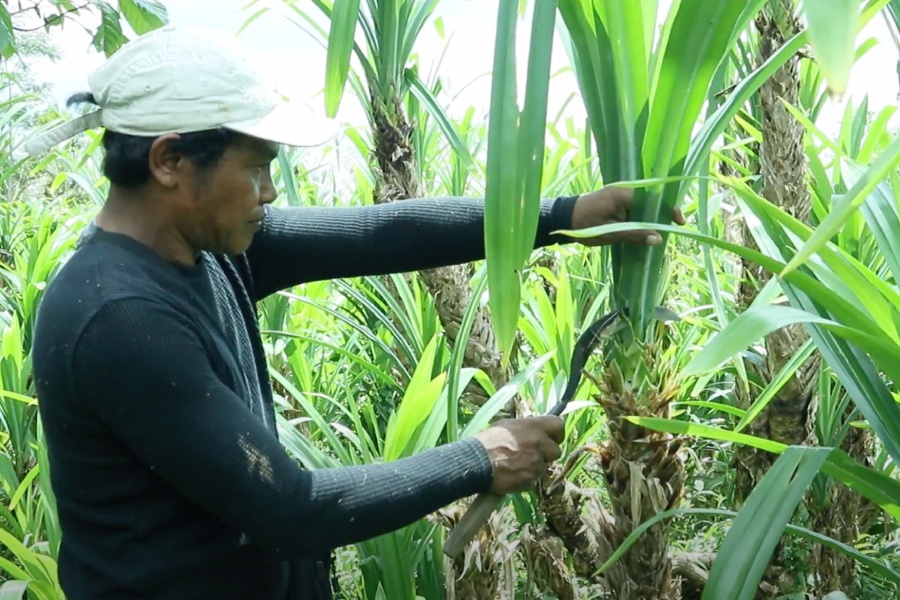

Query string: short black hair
66 92 241 188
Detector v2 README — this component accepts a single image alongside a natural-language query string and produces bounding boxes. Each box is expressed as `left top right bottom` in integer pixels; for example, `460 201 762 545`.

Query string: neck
96 187 198 266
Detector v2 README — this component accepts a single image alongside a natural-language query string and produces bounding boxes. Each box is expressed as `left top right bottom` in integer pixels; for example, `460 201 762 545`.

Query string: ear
147 133 188 188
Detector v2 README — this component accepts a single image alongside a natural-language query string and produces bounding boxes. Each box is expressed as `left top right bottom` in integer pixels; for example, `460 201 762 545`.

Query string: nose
259 167 277 206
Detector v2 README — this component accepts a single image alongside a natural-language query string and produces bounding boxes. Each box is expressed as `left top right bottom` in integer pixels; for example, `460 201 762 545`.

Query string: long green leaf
323 0 361 117
682 305 900 384
731 190 900 471
404 68 477 173
561 219 900 467
460 352 554 437
591 506 900 586
559 0 769 330
0 4 13 58
781 131 900 276
705 446 832 600
484 0 556 362
842 158 900 284
483 0 521 364
684 29 808 183
624 0 766 328
627 416 900 520
516 0 557 265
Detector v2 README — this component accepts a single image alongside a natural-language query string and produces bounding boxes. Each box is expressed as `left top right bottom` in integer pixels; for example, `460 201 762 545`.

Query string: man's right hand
472 416 565 495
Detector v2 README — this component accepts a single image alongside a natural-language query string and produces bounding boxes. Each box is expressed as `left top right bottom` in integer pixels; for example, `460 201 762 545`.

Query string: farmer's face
157 134 279 257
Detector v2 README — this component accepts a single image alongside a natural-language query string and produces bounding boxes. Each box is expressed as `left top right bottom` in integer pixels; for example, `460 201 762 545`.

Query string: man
26 26 683 600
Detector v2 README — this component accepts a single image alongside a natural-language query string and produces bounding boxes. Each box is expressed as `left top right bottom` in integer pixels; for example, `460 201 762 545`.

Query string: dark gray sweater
30 195 578 599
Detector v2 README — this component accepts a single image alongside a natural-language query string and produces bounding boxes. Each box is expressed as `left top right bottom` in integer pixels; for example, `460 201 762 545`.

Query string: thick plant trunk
369 92 512 409
731 0 813 500
433 501 518 600
729 5 818 597
527 321 685 599
537 369 688 598
533 249 559 305
536 462 612 581
536 453 714 598
520 522 579 600
367 90 517 597
589 362 686 599
810 400 878 597
511 383 619 599
727 3 870 597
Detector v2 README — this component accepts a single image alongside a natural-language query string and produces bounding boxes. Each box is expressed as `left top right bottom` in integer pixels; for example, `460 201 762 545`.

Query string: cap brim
224 97 339 148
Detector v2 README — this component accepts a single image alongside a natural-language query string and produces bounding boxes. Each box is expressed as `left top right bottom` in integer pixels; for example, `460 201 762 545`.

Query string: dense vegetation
1 0 899 598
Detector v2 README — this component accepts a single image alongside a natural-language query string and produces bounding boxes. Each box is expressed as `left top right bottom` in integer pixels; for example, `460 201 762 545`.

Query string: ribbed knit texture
31 194 578 600
203 253 274 430
246 195 580 298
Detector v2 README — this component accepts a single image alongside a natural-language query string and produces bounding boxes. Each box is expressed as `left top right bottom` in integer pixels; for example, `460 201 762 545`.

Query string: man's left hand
570 186 686 247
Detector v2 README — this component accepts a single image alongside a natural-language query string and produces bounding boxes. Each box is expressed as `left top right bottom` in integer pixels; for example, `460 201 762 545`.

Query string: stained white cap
24 25 338 156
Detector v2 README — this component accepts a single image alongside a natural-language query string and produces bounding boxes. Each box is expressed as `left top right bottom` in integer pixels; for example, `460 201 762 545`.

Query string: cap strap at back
23 110 104 157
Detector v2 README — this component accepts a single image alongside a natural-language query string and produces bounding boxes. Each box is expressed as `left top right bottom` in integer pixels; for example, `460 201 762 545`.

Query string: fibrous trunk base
587 364 686 599
433 500 517 600
537 462 612 581
520 523 579 600
810 405 878 597
727 4 819 596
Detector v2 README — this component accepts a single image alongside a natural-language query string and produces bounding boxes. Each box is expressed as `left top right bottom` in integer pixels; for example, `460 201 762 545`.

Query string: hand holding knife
443 309 624 558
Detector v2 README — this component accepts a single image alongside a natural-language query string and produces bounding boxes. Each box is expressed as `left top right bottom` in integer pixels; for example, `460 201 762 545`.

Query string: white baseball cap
24 25 338 156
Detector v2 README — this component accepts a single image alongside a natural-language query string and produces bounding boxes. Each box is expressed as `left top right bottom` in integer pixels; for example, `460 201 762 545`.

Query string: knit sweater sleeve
245 195 579 299
72 296 494 558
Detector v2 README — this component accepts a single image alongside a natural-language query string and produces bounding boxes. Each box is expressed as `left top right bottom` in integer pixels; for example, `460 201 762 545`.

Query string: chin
229 234 258 256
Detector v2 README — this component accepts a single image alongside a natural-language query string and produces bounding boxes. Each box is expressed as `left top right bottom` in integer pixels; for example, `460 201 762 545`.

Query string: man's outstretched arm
244 195 579 300
71 297 561 559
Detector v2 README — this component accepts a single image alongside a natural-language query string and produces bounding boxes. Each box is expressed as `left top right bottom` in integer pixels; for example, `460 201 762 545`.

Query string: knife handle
442 492 503 558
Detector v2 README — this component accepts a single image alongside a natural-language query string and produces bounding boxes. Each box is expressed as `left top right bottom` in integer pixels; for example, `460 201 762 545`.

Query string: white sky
22 0 900 156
